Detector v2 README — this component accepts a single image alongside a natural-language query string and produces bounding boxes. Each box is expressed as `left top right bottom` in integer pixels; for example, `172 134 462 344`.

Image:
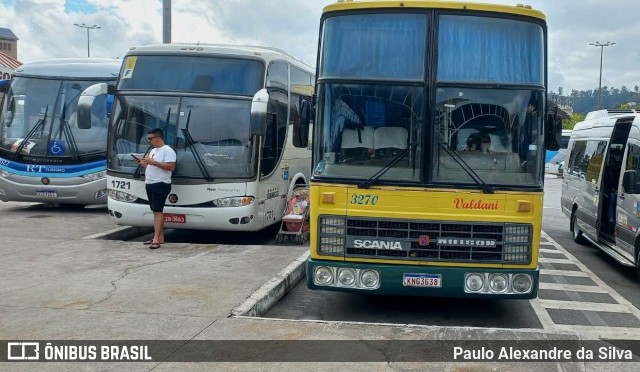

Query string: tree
564 112 586 129
558 87 564 96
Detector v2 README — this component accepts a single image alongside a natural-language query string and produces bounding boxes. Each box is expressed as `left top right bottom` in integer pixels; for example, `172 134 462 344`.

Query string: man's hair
147 128 164 140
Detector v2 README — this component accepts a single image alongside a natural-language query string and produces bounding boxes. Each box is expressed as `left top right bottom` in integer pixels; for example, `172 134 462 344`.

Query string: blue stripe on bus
0 157 106 178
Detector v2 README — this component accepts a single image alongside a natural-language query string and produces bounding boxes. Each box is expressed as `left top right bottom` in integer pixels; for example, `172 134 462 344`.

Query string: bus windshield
118 55 264 96
108 95 257 179
0 77 110 160
313 11 545 189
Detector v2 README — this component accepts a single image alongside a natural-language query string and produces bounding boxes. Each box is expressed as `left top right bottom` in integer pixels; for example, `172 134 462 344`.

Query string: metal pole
74 23 101 58
589 41 615 110
163 0 171 44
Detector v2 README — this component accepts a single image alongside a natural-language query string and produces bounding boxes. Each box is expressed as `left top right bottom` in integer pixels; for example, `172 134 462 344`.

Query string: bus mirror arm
77 83 109 129
250 89 269 137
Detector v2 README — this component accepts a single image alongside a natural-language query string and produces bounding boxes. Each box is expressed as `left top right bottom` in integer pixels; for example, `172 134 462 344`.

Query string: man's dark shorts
145 182 172 213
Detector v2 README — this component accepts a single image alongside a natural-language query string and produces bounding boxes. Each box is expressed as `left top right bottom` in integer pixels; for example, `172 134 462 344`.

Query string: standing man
136 128 176 249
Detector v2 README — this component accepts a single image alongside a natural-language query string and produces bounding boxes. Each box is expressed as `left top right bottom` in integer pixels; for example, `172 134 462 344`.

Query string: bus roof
125 44 314 73
13 58 121 80
323 0 546 21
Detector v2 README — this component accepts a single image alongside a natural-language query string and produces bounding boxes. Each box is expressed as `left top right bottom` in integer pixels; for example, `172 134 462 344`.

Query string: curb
82 226 154 241
232 251 309 317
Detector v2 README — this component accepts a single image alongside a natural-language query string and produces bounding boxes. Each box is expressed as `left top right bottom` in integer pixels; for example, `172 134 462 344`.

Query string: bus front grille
338 217 531 264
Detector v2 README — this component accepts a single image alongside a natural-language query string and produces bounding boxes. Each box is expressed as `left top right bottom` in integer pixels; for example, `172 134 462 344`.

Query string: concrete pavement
0 201 637 371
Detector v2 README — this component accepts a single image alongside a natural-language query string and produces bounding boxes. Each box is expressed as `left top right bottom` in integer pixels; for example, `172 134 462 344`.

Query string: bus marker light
360 270 380 288
315 266 333 285
465 273 484 292
512 274 532 293
489 274 508 292
337 268 356 286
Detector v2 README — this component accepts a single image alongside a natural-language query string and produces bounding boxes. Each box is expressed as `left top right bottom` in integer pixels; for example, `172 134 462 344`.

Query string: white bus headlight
81 170 106 182
360 270 380 288
512 274 533 293
108 190 137 202
489 274 508 292
212 196 254 207
465 273 484 292
0 170 12 177
314 266 333 285
337 268 356 287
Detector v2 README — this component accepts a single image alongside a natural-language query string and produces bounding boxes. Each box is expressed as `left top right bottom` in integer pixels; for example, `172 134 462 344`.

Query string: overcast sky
1 0 638 93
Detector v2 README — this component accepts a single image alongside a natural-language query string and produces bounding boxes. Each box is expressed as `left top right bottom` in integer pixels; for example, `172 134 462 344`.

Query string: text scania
454 198 499 210
353 239 403 250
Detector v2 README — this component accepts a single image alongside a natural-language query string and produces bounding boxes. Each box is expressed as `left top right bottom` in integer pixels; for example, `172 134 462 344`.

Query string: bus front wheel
571 212 586 245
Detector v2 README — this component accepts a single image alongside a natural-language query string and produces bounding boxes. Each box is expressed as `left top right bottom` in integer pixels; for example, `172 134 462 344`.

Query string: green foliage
570 85 640 113
564 112 586 129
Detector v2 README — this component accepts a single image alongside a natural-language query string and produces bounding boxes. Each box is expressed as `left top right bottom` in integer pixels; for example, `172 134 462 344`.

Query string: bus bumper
107 198 268 231
0 176 107 205
306 258 539 299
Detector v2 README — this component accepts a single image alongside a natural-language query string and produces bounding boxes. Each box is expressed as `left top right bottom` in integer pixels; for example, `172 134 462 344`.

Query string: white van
561 109 640 278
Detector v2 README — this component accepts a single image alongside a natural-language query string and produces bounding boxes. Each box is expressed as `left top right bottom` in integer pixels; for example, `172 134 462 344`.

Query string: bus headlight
81 170 106 182
489 274 508 292
212 196 254 207
314 266 333 285
337 268 356 287
465 273 484 292
360 270 380 289
0 170 12 178
511 274 533 293
108 190 137 202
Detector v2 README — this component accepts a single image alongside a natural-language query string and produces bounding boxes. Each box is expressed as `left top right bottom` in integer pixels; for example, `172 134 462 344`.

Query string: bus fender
287 172 307 196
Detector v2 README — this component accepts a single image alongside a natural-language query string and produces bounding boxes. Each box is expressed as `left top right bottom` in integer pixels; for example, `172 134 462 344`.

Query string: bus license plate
164 213 186 223
403 274 442 288
36 190 57 198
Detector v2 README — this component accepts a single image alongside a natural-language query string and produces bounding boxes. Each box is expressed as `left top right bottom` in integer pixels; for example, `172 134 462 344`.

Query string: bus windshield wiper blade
181 110 213 182
58 102 79 161
358 142 416 189
438 142 494 194
14 105 49 158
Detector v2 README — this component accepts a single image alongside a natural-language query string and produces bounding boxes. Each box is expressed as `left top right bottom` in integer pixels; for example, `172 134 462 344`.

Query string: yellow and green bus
307 0 562 299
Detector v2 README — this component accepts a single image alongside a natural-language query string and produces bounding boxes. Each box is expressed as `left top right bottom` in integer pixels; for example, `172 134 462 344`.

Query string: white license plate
164 213 186 223
403 274 442 288
36 190 58 198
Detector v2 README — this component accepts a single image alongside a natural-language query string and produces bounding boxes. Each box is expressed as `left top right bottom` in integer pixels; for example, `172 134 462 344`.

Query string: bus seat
374 127 408 150
340 127 374 163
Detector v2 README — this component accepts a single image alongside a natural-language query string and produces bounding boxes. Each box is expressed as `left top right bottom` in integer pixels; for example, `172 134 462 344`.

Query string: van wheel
571 212 586 245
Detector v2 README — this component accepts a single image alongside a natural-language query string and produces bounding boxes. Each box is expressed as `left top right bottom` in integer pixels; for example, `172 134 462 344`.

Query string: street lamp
589 41 616 110
74 23 101 57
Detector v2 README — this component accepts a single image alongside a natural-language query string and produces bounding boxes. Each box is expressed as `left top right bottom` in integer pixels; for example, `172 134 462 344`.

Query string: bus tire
571 212 586 245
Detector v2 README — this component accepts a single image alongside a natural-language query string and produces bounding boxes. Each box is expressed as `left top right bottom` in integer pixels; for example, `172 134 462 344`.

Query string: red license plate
164 213 186 223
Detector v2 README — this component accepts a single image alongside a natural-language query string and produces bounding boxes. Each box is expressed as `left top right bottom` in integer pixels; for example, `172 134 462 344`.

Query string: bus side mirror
545 109 562 151
293 99 311 148
77 83 110 129
0 79 10 94
623 170 640 194
250 89 269 137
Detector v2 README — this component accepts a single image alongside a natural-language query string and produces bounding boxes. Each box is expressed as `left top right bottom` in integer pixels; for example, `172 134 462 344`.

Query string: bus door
614 138 640 262
579 140 607 241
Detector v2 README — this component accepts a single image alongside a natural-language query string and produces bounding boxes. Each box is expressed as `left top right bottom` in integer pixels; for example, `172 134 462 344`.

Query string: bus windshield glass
0 77 110 160
432 87 544 187
118 55 264 96
108 95 256 179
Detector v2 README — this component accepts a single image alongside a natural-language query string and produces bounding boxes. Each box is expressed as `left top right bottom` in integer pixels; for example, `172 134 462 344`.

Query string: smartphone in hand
130 154 141 161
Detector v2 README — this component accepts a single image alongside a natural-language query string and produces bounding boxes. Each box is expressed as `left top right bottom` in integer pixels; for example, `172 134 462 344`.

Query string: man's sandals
143 240 163 249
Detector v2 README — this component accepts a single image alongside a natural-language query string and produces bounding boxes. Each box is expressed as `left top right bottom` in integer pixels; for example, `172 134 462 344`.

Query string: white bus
0 58 121 207
78 44 314 230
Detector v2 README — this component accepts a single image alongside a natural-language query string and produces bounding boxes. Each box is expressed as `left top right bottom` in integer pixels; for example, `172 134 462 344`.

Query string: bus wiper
134 108 171 179
13 105 49 158
58 102 79 161
358 142 416 189
438 142 494 194
181 110 213 182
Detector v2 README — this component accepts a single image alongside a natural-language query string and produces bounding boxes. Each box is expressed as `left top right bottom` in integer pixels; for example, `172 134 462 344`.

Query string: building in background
0 27 21 78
